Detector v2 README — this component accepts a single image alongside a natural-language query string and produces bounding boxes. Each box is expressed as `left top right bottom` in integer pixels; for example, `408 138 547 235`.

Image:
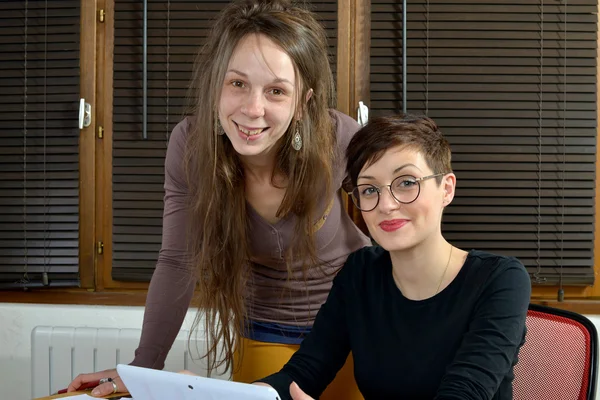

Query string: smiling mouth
236 123 267 136
379 219 409 232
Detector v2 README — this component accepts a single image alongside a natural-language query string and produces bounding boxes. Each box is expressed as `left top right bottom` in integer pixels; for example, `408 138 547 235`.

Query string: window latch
79 98 92 129
97 241 104 255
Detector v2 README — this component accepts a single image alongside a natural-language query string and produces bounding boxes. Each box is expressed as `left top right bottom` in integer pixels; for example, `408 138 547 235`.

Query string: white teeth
238 126 263 136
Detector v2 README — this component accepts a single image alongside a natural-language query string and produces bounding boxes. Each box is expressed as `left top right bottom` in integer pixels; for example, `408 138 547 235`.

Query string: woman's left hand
290 382 314 400
177 370 197 376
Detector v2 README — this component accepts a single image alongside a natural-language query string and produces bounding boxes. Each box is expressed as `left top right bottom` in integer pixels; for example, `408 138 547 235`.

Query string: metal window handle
79 98 91 129
357 101 369 127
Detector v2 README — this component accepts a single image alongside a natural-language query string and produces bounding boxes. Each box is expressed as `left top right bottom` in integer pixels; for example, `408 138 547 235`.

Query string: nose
377 185 401 213
241 91 265 118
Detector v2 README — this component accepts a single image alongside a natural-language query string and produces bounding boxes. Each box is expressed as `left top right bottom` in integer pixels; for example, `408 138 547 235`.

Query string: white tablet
117 364 281 400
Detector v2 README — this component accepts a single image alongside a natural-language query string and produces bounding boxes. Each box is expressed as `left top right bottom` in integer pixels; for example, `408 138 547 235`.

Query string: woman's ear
442 173 457 207
305 88 313 103
295 88 314 120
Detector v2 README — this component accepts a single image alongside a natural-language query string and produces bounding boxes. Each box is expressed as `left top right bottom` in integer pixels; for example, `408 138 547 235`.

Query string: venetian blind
112 0 338 281
370 0 597 285
0 1 81 289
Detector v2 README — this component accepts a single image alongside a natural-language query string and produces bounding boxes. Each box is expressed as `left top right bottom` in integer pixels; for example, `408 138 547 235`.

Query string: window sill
531 299 600 315
3 288 600 314
0 289 149 306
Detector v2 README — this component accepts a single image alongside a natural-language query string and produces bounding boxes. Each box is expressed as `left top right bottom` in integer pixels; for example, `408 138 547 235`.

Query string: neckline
246 200 292 229
386 249 475 304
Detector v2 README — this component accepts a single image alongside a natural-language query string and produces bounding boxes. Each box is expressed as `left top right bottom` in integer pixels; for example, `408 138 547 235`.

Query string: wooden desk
34 390 129 399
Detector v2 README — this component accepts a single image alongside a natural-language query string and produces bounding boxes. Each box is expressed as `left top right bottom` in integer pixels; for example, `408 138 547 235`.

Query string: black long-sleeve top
259 247 531 400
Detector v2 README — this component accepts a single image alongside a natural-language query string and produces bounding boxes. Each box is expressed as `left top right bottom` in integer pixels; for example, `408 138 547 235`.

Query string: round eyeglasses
350 173 446 212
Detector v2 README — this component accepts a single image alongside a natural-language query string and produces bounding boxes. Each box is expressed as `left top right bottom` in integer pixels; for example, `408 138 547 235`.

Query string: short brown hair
346 114 452 187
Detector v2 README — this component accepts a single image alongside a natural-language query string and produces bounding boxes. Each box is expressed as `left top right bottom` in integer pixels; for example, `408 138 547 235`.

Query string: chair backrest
513 303 598 400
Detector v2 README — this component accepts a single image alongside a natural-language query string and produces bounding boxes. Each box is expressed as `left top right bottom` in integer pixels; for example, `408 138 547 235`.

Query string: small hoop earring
292 122 302 151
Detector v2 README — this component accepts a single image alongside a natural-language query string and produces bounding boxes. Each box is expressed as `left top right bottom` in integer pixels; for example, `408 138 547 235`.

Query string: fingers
177 370 197 376
67 369 117 392
91 376 126 397
290 382 314 400
253 382 274 389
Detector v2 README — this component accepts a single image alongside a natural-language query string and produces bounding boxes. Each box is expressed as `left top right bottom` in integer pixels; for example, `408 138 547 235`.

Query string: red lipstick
379 219 408 232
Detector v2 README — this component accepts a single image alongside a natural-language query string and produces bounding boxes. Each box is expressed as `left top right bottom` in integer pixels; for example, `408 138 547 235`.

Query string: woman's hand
290 382 314 400
67 368 126 397
253 381 313 399
188 375 312 399
177 370 197 376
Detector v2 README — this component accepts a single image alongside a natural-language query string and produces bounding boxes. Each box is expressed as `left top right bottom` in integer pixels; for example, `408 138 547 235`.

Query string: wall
0 303 207 400
1 303 600 400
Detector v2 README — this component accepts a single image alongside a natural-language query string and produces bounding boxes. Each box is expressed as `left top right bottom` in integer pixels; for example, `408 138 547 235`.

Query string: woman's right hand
290 382 314 400
254 382 314 400
67 368 127 397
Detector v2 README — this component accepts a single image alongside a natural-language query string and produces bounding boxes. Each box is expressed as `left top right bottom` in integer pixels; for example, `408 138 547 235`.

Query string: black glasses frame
350 173 446 212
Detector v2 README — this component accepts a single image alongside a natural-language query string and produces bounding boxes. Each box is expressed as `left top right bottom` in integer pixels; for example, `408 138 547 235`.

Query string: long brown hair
183 0 336 375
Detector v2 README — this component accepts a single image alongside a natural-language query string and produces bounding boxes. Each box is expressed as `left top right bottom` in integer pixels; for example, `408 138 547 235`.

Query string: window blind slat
370 1 597 285
0 1 80 289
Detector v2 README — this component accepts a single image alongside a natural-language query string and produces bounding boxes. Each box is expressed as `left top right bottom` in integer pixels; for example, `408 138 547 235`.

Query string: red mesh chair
513 303 598 400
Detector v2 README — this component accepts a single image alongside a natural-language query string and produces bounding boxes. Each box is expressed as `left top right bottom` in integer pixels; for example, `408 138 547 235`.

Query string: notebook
116 364 281 400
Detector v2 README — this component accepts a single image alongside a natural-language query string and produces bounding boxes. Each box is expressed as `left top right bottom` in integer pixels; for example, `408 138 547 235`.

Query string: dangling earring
292 121 302 151
215 115 224 136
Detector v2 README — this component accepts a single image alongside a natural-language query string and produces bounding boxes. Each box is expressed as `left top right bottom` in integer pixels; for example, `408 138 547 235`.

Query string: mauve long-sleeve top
129 110 371 369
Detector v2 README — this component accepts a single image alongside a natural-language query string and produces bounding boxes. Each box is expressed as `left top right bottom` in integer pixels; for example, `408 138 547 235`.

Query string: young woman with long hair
68 1 370 398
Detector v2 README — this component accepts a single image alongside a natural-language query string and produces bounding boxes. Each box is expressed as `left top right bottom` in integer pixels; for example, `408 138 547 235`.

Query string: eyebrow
226 69 295 87
357 163 421 181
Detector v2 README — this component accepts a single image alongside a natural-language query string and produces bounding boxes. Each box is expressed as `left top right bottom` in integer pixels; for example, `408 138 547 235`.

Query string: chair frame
527 303 599 400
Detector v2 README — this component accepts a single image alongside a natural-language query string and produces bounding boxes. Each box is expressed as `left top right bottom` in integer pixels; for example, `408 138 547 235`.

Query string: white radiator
31 326 227 398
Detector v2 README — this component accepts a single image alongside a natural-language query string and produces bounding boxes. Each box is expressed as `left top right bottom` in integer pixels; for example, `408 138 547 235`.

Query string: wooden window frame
79 0 98 290
2 0 600 314
95 0 148 292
